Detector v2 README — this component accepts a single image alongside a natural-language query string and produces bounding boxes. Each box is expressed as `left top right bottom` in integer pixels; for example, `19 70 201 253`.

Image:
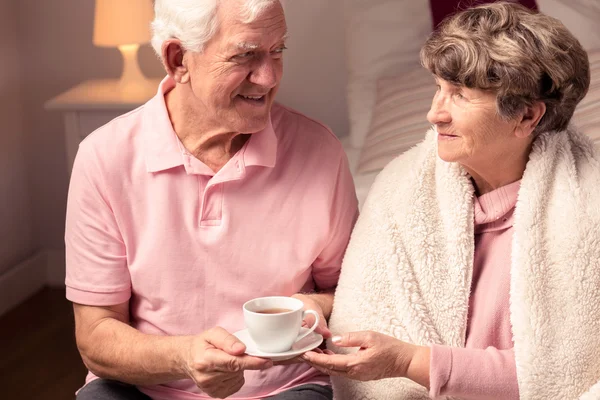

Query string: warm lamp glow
93 0 154 47
93 0 154 94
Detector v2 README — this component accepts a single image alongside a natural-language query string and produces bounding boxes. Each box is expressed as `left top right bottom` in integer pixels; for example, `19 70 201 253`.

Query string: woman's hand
301 331 430 387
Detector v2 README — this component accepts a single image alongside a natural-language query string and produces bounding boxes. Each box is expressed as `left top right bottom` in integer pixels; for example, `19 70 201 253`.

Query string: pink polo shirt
65 77 359 399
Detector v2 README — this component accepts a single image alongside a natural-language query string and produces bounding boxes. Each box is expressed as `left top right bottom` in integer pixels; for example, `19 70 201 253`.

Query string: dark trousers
76 379 333 399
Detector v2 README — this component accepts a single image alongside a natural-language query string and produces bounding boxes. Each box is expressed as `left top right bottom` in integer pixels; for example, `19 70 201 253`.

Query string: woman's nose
427 93 451 125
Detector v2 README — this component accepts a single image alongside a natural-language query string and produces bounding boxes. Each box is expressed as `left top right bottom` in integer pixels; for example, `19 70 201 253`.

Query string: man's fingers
208 350 273 372
203 327 246 355
315 321 332 339
304 312 331 339
236 354 274 371
217 374 245 397
202 373 245 399
303 312 317 327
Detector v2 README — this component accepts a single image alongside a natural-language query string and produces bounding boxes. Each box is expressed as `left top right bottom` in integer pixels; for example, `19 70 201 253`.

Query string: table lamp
93 0 154 93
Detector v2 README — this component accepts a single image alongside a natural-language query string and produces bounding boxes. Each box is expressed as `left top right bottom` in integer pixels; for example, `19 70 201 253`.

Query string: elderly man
65 0 358 399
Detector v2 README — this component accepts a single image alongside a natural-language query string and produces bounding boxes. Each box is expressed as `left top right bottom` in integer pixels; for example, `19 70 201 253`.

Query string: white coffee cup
243 296 320 353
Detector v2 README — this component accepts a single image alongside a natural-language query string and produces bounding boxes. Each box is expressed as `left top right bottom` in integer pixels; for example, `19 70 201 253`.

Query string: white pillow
357 49 600 174
573 49 600 145
538 0 600 52
357 67 434 173
344 0 432 149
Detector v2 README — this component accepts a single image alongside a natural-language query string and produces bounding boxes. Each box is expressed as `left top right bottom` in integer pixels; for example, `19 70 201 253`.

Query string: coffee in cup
256 308 293 314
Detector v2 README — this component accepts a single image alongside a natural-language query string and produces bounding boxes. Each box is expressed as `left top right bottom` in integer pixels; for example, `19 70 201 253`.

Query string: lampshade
93 0 154 47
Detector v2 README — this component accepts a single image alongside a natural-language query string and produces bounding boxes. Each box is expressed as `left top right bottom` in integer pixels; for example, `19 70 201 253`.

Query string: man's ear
515 101 546 138
161 39 190 84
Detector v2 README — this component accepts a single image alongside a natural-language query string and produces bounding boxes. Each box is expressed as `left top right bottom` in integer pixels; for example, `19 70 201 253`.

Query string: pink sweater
429 181 521 399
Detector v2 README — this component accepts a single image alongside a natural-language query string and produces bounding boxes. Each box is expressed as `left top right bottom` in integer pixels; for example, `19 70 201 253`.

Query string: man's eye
236 52 254 59
270 47 287 59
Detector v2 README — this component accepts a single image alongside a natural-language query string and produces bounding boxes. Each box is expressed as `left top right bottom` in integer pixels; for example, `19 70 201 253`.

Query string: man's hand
183 327 273 398
292 293 333 339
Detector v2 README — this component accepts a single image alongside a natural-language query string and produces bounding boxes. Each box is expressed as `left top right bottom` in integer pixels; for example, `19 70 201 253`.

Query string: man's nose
248 56 280 89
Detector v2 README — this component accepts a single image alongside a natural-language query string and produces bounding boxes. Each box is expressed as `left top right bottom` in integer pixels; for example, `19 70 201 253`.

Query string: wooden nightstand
45 78 162 175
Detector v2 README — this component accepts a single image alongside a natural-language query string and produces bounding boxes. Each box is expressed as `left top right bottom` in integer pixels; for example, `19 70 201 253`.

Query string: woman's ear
161 40 190 84
516 101 546 138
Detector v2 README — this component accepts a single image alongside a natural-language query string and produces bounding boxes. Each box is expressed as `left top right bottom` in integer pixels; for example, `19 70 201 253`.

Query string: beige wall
0 0 34 275
278 0 349 136
18 0 348 259
18 0 162 253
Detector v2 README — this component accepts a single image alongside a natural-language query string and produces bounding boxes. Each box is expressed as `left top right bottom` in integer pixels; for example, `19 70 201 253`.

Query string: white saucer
233 327 323 361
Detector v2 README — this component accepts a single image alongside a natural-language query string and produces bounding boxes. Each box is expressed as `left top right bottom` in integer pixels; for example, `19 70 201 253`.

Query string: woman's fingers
305 362 349 378
303 331 418 381
273 355 304 366
301 351 352 373
331 331 375 348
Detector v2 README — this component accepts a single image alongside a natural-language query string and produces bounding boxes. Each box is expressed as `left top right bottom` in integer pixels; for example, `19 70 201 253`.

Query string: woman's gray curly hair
420 1 590 134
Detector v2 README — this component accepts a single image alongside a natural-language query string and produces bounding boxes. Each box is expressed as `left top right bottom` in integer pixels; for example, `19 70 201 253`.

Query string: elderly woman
301 2 600 399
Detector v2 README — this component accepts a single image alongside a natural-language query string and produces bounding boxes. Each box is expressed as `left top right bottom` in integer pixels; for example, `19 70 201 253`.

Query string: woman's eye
454 92 466 100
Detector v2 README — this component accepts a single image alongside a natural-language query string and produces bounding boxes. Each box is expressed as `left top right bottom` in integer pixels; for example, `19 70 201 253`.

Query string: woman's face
427 77 521 170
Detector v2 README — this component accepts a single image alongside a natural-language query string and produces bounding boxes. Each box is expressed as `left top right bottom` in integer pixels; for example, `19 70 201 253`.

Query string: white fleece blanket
329 127 600 399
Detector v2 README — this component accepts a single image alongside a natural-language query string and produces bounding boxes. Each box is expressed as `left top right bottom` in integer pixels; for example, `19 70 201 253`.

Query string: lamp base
118 44 152 97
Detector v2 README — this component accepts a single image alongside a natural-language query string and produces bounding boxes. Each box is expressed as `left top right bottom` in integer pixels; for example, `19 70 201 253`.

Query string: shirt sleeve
311 149 359 290
65 142 131 306
429 344 519 400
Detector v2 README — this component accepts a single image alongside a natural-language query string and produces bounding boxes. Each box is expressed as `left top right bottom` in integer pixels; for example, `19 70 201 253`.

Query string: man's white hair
151 0 281 57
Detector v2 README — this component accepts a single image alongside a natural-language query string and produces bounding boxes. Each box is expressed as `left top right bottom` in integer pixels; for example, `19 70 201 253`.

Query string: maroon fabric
429 0 538 29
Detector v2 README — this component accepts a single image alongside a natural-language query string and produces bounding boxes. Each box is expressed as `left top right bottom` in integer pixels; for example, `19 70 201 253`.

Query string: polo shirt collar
143 77 185 173
241 117 277 169
143 76 278 174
